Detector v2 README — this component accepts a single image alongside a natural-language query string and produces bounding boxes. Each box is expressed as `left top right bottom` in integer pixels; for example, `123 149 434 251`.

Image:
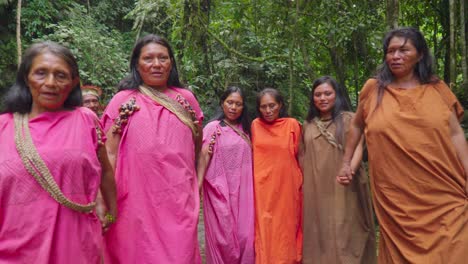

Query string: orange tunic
252 117 303 264
359 79 467 264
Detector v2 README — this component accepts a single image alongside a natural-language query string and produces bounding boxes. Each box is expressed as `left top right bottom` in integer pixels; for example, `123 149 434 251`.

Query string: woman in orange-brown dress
338 27 468 264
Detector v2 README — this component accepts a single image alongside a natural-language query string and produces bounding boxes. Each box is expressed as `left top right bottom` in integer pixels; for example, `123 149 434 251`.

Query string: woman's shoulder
172 87 196 99
76 106 98 118
360 78 378 97
341 111 355 118
426 80 464 120
108 90 139 103
0 113 13 129
203 120 220 131
284 117 301 125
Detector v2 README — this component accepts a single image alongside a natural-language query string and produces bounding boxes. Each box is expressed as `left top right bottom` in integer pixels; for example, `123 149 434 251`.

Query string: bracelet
105 213 117 224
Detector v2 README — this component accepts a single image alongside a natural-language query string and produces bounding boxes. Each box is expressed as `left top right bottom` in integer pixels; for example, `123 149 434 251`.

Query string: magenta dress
202 120 255 264
0 108 103 263
102 87 203 263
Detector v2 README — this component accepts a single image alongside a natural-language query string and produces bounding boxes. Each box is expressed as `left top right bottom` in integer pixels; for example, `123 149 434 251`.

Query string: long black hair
118 34 182 91
211 86 251 136
1 41 81 114
256 88 288 119
306 76 351 145
375 27 438 107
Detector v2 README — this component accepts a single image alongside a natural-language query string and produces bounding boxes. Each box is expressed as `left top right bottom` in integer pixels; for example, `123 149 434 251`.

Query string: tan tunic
302 112 376 264
360 79 467 264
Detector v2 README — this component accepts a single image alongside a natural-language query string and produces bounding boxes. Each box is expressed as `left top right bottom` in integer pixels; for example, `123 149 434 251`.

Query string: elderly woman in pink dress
0 41 117 263
197 86 255 264
102 34 203 263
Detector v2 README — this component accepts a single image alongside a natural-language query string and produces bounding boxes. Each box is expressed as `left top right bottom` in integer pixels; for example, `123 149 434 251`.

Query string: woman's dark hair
375 27 438 107
211 86 251 136
306 76 351 145
256 88 288 119
1 41 82 114
118 34 182 90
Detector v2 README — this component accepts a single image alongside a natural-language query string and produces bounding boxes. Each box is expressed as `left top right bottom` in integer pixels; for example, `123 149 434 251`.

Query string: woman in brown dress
338 27 468 263
302 76 376 264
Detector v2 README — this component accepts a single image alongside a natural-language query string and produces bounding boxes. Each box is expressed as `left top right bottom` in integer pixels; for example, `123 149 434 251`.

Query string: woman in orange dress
251 88 303 264
338 27 468 263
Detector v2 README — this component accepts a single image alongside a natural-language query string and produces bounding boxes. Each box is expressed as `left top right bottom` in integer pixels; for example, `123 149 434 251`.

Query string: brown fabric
302 112 376 264
359 79 467 264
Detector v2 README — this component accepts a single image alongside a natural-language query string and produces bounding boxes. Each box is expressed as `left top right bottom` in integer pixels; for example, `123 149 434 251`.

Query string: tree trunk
460 0 468 94
449 0 456 86
16 0 22 67
287 0 300 116
386 0 399 29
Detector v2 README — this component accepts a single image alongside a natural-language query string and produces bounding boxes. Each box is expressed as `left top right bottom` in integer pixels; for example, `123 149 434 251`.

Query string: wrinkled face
313 82 336 119
137 43 172 90
222 92 244 123
82 94 100 113
385 37 421 79
27 52 76 115
259 93 281 123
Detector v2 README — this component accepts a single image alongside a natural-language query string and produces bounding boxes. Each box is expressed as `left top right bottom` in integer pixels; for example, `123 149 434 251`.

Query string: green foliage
40 3 129 102
21 0 74 40
0 38 16 93
0 0 466 121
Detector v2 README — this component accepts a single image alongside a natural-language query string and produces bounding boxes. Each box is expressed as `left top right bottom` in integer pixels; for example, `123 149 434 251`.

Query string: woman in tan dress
301 76 376 264
338 27 468 263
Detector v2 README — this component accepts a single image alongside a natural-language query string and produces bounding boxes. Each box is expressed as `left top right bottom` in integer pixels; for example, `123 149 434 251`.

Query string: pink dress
202 120 255 264
0 108 103 263
102 87 203 263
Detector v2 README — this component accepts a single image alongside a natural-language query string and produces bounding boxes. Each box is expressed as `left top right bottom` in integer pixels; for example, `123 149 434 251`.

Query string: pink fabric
0 108 103 264
202 121 255 264
102 87 203 264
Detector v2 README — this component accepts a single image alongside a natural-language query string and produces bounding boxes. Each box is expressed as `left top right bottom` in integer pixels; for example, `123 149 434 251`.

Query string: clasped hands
336 162 354 185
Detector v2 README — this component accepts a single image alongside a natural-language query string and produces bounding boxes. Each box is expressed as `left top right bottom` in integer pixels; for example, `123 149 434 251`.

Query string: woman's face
137 43 172 90
82 94 100 114
313 82 336 119
27 52 76 115
222 92 244 123
259 93 282 122
385 37 421 79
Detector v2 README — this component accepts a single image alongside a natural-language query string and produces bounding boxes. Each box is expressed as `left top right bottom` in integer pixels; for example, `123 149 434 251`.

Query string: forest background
0 0 467 135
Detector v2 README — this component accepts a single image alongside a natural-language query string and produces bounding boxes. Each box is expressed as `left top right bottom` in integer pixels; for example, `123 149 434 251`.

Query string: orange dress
359 79 467 264
252 117 303 264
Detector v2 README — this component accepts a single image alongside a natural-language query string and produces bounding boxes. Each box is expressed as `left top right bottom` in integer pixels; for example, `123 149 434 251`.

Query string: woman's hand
336 162 354 185
95 192 113 233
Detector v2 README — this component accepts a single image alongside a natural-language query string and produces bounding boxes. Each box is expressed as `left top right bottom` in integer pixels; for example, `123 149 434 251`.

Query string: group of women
0 26 467 264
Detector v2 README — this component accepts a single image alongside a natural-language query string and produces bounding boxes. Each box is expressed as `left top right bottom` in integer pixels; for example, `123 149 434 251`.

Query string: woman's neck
319 113 332 121
391 74 420 89
223 118 239 126
145 83 169 92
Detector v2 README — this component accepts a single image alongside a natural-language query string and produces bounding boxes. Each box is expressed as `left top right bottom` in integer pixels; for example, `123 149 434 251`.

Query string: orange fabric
252 117 303 264
359 79 467 264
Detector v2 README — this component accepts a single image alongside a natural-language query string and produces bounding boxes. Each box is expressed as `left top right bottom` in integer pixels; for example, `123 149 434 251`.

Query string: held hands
336 161 354 186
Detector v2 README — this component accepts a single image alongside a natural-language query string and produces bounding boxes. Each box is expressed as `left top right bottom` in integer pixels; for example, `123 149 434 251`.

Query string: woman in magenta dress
0 41 117 263
102 34 203 263
197 86 254 264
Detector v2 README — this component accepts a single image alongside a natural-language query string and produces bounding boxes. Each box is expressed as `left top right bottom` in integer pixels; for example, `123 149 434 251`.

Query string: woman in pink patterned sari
102 34 203 263
0 42 117 263
197 86 255 264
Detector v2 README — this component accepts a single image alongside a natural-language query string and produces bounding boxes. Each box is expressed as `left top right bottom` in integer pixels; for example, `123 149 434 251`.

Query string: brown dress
302 112 376 264
359 79 467 264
